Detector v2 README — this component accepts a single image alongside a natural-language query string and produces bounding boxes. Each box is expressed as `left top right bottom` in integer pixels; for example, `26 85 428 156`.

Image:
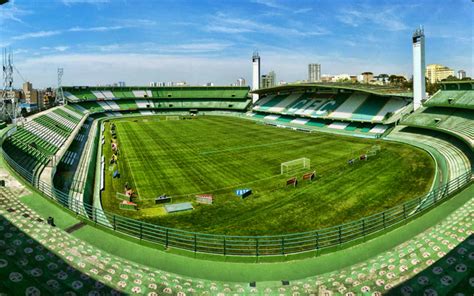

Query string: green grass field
101 115 434 236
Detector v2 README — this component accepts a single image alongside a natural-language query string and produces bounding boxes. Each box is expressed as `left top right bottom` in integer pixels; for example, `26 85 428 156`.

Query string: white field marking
199 136 319 155
124 141 375 199
113 117 375 199
113 125 143 200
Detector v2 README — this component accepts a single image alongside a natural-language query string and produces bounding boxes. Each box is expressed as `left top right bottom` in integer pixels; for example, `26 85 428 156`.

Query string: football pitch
101 115 434 235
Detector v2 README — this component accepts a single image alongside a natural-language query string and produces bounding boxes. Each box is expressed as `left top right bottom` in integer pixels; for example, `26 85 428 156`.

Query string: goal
281 158 310 174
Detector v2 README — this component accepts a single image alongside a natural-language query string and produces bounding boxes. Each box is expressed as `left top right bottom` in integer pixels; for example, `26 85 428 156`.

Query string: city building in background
361 72 374 84
457 70 466 80
237 77 246 86
426 64 454 83
321 74 334 82
261 71 276 89
20 82 39 112
333 74 351 82
308 64 321 82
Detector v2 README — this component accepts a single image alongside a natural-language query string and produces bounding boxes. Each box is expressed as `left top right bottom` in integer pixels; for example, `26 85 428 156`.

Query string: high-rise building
412 26 426 110
361 72 374 84
118 81 126 87
261 71 276 89
22 82 38 105
308 64 321 82
457 70 466 80
237 77 246 86
426 64 454 83
252 52 261 103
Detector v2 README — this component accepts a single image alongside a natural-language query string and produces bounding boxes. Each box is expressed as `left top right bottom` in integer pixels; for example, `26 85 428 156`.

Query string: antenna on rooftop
56 68 65 105
1 48 19 123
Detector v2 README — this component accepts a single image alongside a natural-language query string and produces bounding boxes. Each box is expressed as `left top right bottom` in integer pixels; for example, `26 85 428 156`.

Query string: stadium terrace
0 20 472 296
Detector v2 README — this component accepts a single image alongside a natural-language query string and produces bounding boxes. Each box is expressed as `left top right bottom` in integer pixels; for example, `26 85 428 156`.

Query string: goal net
166 116 180 120
281 158 310 175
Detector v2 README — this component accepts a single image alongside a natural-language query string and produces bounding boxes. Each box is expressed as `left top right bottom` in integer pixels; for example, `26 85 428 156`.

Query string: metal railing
1 135 472 256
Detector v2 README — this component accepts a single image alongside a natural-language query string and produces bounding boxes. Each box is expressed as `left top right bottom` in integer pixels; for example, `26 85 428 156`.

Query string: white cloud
54 46 69 52
68 25 125 32
337 6 408 31
294 8 313 14
206 13 328 37
16 53 250 87
252 0 312 14
13 47 419 89
252 0 284 9
81 41 233 54
0 1 33 25
10 25 127 41
205 25 253 34
12 30 62 40
62 0 110 5
165 42 233 53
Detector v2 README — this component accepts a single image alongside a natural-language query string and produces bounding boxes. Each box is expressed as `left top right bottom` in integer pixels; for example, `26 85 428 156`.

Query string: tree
441 75 459 81
426 80 440 95
378 74 389 84
389 75 407 86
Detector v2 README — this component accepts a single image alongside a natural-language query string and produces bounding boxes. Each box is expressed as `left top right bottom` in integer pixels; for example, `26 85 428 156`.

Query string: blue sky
1 0 472 87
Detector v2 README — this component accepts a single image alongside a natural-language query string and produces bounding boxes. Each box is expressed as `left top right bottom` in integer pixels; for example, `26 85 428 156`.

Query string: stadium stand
351 95 389 121
402 81 474 148
403 107 474 146
246 112 388 138
255 92 352 118
329 92 368 119
65 87 252 114
424 81 473 109
253 86 411 124
63 86 250 101
1 82 472 295
0 183 471 295
373 97 409 121
2 106 85 182
249 84 412 139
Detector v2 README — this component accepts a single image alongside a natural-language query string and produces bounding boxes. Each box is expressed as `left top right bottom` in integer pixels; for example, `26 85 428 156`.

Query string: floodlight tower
2 48 18 123
252 51 261 103
56 68 65 105
412 26 426 110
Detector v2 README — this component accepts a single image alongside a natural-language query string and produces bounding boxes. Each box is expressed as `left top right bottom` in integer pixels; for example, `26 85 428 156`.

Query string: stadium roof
251 82 413 98
439 79 473 90
64 85 250 90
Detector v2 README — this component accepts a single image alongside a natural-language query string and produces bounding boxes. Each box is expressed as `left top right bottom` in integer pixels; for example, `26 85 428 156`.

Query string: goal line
281 157 310 175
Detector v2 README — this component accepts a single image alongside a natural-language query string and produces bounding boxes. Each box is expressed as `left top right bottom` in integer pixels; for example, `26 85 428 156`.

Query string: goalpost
281 158 310 175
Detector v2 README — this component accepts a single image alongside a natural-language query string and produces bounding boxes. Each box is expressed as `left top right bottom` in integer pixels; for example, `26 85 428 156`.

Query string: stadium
0 1 473 294
1 76 472 294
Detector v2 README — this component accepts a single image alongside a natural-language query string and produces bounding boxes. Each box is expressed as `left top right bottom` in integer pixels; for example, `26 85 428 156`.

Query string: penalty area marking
112 124 143 201
119 143 379 199
199 137 317 155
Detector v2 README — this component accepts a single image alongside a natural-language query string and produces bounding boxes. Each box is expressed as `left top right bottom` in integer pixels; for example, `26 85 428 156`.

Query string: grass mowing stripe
101 116 435 235
199 137 320 155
